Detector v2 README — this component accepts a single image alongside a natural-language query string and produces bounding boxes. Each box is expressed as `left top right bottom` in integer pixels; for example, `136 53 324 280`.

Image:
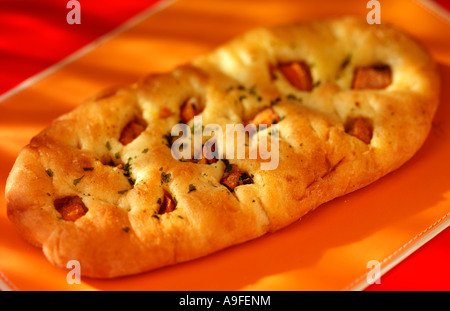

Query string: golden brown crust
5 17 440 278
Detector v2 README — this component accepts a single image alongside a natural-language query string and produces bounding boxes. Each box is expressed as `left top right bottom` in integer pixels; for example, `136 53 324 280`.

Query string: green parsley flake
270 97 281 106
222 159 233 173
188 184 196 193
73 174 85 186
161 172 172 183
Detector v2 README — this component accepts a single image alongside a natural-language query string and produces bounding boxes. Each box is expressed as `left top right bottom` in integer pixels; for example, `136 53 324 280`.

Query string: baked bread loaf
6 17 440 278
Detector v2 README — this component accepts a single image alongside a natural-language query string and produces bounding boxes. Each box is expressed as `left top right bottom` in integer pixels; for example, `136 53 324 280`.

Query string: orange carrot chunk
158 191 176 214
352 65 391 90
278 61 313 91
202 141 218 164
346 117 373 144
119 120 146 145
246 107 281 127
54 196 88 221
220 164 253 191
180 97 203 123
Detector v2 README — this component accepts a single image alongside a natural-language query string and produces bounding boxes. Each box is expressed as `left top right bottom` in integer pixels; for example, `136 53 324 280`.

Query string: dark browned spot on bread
268 63 277 80
352 64 392 90
345 117 373 144
180 97 203 123
278 61 313 91
158 191 176 215
220 163 254 191
54 196 88 221
119 118 147 145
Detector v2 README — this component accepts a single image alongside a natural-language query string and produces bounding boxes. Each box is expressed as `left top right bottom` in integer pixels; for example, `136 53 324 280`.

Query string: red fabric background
0 0 160 94
369 0 450 290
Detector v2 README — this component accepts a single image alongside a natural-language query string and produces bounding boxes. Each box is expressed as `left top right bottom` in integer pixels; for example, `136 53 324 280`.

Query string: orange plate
1 0 450 291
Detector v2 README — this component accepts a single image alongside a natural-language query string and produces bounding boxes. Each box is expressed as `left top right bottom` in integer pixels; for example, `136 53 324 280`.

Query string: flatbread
5 17 440 278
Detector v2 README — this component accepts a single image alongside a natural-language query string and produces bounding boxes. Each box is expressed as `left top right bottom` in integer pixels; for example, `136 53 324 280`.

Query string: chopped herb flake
340 54 352 69
270 97 281 106
122 158 135 186
73 174 85 186
286 94 303 102
46 169 54 177
222 159 233 173
188 184 196 193
122 227 130 233
105 141 112 150
142 148 149 153
83 167 94 171
161 172 172 183
238 173 253 185
123 157 132 177
162 133 173 147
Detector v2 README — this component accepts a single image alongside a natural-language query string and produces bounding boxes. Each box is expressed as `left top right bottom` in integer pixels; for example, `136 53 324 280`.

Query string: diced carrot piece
346 117 373 144
278 61 313 91
54 196 88 221
246 107 281 127
184 145 217 164
352 65 391 90
158 191 176 214
180 97 203 123
119 120 146 145
221 171 241 191
220 164 253 191
202 141 218 164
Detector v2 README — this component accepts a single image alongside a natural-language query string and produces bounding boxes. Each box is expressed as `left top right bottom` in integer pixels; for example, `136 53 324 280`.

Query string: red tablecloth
1 0 449 291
